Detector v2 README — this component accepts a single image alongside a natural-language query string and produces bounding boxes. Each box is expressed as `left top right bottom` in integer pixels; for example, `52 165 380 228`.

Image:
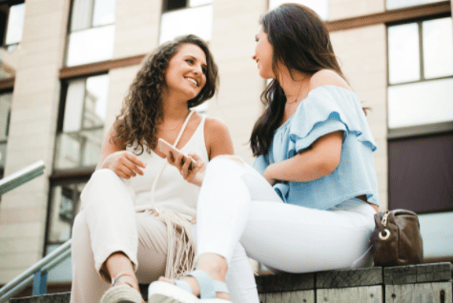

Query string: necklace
157 110 191 131
285 82 304 104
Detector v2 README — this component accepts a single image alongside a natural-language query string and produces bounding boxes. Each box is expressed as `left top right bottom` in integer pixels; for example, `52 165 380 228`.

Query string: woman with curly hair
69 35 258 303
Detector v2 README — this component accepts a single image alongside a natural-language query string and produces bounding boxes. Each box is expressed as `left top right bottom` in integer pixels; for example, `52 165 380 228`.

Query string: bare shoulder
309 69 351 91
204 116 234 158
204 116 230 138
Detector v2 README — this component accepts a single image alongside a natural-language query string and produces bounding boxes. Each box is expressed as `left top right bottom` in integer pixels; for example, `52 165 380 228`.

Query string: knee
71 212 87 241
89 168 119 184
215 155 245 165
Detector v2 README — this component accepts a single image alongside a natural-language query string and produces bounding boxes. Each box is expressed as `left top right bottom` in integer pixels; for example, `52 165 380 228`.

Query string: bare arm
97 123 146 179
204 117 235 160
263 131 343 185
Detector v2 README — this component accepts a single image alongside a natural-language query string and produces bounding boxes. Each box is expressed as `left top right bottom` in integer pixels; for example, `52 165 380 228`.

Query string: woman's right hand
100 151 146 179
167 151 206 186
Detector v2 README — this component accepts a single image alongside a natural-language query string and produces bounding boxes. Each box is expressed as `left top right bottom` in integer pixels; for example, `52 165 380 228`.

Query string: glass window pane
388 23 420 84
418 212 453 260
423 17 453 79
386 0 443 10
47 185 74 243
388 78 453 128
0 93 12 141
83 75 109 129
66 25 115 66
45 244 72 282
70 0 94 31
160 5 213 44
269 0 329 21
189 0 213 7
5 3 25 45
92 0 116 27
81 128 104 167
54 133 82 169
63 79 85 133
55 129 104 169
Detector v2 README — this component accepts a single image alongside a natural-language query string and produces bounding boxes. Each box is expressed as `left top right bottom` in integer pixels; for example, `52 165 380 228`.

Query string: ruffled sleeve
252 154 270 175
288 86 377 158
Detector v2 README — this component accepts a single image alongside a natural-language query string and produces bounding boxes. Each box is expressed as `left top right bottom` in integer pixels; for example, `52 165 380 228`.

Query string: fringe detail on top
159 209 196 279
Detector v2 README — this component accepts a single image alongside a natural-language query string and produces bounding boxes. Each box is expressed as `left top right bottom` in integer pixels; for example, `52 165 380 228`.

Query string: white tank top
125 116 209 220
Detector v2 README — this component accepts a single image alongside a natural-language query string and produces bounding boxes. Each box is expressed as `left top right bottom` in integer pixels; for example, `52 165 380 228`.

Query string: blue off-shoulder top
253 85 379 210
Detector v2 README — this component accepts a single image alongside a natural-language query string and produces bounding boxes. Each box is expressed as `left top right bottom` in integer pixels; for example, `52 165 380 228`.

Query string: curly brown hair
112 35 219 154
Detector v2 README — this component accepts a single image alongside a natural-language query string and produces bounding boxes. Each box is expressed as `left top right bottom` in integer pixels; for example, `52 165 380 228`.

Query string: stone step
10 263 453 303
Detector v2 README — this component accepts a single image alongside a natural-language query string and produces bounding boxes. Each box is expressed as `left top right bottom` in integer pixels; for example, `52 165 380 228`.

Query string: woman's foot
148 254 231 302
100 274 144 303
157 276 230 300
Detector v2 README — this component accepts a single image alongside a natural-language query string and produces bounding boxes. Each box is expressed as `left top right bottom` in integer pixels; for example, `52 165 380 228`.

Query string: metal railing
0 160 65 302
0 240 72 303
0 160 45 196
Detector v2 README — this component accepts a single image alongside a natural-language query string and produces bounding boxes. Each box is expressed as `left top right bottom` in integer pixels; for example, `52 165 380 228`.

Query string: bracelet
112 272 138 287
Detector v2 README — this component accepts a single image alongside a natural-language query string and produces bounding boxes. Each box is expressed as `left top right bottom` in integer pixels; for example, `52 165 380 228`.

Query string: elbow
317 155 341 176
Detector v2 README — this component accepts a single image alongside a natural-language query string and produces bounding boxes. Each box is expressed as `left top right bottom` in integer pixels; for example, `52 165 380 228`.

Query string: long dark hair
113 35 219 154
250 4 346 157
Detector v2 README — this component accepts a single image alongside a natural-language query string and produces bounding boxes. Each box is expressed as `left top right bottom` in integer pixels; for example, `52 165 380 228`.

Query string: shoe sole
100 284 143 303
148 281 231 303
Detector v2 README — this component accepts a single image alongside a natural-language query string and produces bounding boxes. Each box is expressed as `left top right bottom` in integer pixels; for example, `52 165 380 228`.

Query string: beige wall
0 0 71 283
209 0 266 163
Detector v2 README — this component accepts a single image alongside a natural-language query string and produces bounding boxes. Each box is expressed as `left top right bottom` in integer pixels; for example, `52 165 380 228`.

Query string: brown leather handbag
372 209 423 266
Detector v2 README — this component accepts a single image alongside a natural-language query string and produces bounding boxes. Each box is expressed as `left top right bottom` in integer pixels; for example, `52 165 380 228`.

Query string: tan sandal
100 272 143 303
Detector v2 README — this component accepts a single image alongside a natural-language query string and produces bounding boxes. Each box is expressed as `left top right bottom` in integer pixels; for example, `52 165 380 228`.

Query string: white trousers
196 157 376 275
70 169 259 303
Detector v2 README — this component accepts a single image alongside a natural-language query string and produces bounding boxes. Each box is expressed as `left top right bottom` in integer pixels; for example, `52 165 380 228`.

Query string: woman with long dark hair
148 4 379 303
69 35 258 303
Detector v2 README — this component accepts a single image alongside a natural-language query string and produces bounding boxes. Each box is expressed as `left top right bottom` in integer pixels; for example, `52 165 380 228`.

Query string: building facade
0 0 452 292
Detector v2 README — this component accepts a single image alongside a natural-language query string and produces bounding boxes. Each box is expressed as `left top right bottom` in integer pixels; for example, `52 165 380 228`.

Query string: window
66 0 117 66
268 0 329 21
387 16 453 262
0 1 25 51
44 180 87 282
0 92 12 179
159 0 213 45
386 0 445 10
54 74 109 171
387 17 453 129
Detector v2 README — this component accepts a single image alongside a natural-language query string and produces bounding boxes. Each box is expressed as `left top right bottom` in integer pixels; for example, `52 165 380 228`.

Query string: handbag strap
150 110 195 214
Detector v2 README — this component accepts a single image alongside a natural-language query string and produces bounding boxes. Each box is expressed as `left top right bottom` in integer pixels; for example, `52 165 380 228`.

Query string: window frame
386 13 453 139
0 88 13 179
0 0 25 48
159 0 213 45
64 0 116 67
53 74 108 175
385 0 446 11
43 176 89 256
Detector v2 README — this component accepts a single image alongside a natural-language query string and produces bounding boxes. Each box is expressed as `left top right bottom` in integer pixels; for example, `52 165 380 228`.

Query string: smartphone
157 138 197 170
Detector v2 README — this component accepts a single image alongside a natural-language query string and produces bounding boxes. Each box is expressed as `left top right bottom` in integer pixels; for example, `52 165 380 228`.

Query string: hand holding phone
157 138 197 170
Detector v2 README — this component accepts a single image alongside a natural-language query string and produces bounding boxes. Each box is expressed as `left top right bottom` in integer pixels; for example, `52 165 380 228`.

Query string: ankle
196 254 228 282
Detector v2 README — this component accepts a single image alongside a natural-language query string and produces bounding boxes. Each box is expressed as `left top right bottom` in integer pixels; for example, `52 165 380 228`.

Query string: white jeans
196 157 376 276
70 169 259 303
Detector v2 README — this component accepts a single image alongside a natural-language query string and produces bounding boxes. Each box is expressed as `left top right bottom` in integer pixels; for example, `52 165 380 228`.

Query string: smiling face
252 25 275 79
164 43 208 101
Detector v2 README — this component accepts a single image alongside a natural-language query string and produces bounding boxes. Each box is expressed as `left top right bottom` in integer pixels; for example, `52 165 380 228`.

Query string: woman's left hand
167 151 205 186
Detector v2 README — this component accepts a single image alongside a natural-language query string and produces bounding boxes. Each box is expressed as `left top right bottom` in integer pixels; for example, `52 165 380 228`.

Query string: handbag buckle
381 211 390 226
379 228 391 240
